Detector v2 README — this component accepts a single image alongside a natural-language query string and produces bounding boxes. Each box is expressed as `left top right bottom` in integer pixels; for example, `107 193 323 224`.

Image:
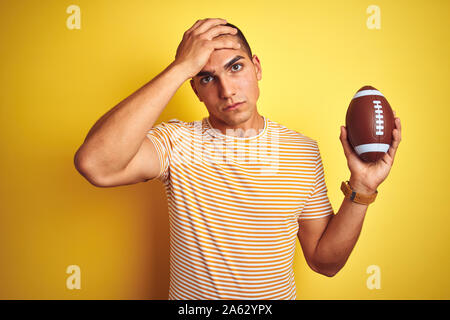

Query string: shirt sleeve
299 141 335 220
146 119 184 183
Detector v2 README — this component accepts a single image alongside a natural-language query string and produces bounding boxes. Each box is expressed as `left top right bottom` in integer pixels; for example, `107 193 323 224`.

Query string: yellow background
1 0 449 299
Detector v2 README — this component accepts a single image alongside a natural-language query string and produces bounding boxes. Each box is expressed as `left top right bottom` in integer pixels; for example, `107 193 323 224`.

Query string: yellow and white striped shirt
146 116 334 300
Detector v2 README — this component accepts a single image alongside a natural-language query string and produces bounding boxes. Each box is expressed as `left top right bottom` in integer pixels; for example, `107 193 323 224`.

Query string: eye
200 64 243 84
200 76 213 84
231 63 242 71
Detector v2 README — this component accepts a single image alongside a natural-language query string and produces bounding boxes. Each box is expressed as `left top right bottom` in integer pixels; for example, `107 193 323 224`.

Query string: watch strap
341 181 377 205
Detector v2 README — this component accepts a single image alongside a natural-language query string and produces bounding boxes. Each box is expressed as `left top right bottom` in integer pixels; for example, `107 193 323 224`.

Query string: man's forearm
313 180 373 276
75 61 190 179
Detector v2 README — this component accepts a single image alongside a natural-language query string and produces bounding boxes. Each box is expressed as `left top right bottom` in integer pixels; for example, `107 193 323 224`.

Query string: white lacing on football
373 100 384 135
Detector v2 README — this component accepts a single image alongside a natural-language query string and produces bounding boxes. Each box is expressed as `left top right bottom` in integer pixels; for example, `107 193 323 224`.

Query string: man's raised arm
74 18 241 186
74 61 190 186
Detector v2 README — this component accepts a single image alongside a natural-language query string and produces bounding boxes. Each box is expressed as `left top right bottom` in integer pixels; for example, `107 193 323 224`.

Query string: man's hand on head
174 18 241 79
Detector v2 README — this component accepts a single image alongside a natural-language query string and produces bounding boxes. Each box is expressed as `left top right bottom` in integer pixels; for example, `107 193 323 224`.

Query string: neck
208 113 265 138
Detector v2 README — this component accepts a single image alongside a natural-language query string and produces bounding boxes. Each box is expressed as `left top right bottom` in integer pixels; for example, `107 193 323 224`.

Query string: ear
190 78 203 102
252 55 262 81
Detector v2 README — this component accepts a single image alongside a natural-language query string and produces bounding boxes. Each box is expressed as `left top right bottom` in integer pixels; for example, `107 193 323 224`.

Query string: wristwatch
341 181 378 205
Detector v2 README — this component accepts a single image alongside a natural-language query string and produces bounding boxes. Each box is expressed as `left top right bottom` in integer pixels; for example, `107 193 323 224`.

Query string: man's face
190 35 262 127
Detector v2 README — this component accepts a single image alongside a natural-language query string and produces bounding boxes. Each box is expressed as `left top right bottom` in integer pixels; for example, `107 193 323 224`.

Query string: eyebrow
195 55 245 78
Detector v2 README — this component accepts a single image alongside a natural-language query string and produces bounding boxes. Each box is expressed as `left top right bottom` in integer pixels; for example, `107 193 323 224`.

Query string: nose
218 76 236 100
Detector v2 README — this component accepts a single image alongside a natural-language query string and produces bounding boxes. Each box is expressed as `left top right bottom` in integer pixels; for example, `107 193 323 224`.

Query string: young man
74 18 402 299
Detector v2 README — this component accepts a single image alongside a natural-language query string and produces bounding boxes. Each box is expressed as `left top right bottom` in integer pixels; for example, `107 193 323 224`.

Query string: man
74 18 402 299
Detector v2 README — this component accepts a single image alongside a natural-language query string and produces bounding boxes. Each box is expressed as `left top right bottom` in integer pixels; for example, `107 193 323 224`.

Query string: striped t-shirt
146 116 334 300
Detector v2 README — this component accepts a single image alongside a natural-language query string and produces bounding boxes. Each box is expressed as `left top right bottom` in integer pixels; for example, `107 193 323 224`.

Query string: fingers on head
202 26 237 41
211 37 240 49
190 18 228 36
184 20 202 37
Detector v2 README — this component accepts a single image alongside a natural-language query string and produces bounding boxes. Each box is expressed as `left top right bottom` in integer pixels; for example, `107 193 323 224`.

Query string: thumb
340 126 355 158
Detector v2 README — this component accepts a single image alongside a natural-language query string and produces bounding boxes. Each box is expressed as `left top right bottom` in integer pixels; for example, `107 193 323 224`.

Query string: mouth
225 101 244 111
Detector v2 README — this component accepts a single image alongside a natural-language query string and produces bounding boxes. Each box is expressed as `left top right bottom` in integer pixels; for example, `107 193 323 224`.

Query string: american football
345 85 395 162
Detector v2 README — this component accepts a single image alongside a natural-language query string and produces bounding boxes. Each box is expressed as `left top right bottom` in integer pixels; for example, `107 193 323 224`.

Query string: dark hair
225 22 253 60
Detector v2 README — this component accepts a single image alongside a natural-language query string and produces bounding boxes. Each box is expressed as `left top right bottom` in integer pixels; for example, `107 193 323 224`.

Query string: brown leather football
345 86 395 162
